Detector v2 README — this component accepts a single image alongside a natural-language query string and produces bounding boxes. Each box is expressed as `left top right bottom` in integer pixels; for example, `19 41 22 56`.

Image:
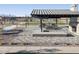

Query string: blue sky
0 4 78 16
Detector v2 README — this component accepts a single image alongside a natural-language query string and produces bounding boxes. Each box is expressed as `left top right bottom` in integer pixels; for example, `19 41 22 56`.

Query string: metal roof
31 9 79 15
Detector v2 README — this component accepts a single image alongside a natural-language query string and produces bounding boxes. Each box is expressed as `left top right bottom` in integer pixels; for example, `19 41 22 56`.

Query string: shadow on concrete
5 48 61 54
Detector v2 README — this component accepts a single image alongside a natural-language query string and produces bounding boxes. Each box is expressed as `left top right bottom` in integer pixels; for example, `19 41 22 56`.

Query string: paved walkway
0 46 79 53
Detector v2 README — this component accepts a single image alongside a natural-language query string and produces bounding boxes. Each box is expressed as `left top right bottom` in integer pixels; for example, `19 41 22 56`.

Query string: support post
40 18 43 32
56 18 57 25
66 18 68 25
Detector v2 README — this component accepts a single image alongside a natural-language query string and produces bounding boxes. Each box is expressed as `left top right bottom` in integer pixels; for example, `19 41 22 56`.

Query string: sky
0 4 78 16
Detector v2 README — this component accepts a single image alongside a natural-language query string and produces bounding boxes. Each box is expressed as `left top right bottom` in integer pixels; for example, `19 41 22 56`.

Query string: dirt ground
0 46 79 53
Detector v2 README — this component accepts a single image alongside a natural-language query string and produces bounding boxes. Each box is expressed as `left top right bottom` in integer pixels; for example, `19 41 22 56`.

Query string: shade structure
31 9 79 18
31 9 79 32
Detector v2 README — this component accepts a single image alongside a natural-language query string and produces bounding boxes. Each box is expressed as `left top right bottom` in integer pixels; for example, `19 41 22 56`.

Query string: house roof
31 9 79 18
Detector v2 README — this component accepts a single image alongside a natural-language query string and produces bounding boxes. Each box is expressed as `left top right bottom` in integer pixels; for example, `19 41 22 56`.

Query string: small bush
43 30 49 32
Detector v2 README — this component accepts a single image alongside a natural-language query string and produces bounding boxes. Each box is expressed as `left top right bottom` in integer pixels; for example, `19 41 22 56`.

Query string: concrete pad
0 46 79 53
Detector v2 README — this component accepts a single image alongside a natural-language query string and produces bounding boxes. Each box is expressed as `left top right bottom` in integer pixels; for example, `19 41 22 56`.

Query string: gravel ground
2 26 79 46
1 26 79 53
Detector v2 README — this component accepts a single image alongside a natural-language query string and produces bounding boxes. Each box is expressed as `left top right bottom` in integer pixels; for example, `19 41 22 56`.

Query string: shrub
43 30 49 32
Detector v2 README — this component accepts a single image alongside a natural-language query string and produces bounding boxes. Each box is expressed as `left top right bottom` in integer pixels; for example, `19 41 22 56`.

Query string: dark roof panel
31 9 79 15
